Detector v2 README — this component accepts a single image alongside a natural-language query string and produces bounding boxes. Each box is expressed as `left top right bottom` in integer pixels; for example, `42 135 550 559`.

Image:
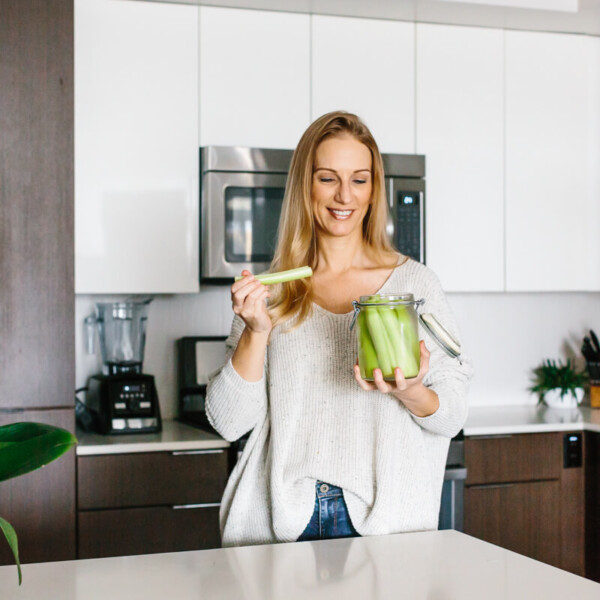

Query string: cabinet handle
172 503 221 510
469 483 514 490
171 449 225 456
469 435 513 440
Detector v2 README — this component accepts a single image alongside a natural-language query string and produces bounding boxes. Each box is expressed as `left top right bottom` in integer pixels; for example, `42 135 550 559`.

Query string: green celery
395 306 420 378
234 266 313 284
364 307 394 378
357 312 379 380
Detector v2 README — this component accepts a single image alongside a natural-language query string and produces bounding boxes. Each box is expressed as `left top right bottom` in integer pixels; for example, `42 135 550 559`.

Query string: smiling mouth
328 208 353 220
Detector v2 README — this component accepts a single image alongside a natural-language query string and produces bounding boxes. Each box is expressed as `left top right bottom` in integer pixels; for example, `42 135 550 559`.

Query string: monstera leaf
0 422 77 584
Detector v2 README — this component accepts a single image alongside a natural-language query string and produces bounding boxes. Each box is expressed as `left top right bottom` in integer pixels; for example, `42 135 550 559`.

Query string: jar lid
419 313 461 359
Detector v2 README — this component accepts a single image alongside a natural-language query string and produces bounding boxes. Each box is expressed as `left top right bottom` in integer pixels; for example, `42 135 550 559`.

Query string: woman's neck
314 232 370 275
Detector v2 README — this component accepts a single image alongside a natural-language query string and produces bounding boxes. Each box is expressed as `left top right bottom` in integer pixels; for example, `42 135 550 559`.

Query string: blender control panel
113 382 153 413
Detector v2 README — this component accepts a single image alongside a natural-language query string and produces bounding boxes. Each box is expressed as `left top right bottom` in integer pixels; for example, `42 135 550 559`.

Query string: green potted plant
0 422 77 585
529 359 587 409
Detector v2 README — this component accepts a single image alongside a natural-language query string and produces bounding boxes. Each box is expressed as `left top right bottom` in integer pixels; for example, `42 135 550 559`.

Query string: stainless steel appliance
200 146 426 282
438 431 467 531
79 300 161 435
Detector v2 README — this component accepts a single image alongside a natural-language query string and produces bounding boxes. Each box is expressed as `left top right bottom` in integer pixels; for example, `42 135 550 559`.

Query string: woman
206 111 473 547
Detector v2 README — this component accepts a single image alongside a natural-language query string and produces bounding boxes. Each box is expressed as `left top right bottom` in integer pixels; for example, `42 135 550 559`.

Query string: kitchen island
1 529 598 599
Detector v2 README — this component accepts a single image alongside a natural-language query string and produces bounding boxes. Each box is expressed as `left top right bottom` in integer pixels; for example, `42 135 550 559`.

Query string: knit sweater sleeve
205 315 268 442
408 264 473 438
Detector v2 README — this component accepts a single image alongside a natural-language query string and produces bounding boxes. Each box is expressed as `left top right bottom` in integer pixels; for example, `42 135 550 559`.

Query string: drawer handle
469 435 513 440
171 449 225 456
469 483 514 490
172 503 221 510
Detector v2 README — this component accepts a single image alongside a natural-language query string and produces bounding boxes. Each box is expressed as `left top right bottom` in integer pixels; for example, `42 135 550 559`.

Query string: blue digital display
403 196 414 205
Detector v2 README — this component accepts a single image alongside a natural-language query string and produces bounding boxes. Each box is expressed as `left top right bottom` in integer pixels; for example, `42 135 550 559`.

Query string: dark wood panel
0 409 76 564
78 505 221 559
0 0 74 409
77 450 228 509
464 480 561 569
560 439 585 577
465 433 561 485
586 431 600 582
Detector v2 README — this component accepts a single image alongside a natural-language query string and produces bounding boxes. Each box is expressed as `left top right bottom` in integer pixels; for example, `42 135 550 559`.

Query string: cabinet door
199 7 310 149
0 410 76 565
75 0 200 293
416 24 504 290
78 505 220 559
505 31 595 291
311 16 415 154
465 480 561 569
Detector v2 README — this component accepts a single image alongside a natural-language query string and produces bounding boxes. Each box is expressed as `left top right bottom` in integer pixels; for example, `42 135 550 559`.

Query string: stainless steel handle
171 449 225 456
469 435 514 440
470 483 514 490
172 503 221 510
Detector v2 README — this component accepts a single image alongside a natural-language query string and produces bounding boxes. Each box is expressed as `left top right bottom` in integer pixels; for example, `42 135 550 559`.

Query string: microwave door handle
386 178 395 242
419 190 425 264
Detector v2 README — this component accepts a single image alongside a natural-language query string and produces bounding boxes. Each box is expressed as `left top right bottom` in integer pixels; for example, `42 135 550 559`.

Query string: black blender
82 299 162 435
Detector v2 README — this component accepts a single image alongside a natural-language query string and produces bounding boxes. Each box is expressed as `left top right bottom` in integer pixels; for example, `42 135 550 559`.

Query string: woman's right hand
231 270 272 334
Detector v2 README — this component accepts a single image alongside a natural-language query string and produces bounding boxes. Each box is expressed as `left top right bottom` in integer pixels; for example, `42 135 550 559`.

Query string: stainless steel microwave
200 146 425 282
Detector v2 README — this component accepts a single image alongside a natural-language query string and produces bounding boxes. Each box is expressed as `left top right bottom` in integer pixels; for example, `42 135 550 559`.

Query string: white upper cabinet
199 7 310 149
505 30 596 291
587 36 600 290
416 24 505 291
311 16 415 154
75 0 199 294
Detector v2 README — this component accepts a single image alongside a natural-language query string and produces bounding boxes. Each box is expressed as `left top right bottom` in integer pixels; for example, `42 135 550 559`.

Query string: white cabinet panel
311 16 415 154
505 31 591 291
586 36 600 291
199 7 310 149
416 24 504 291
75 0 199 294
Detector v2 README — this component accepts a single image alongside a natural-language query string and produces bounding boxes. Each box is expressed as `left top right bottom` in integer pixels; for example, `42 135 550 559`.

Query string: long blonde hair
269 111 398 329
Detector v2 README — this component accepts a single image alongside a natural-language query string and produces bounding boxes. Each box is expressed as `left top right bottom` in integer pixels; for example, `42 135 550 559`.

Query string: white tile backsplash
76 290 600 419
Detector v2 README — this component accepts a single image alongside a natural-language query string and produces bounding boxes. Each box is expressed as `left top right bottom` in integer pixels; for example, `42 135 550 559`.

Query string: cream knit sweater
206 259 473 548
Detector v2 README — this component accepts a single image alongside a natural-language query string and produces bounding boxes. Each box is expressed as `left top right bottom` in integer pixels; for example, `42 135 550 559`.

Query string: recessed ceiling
139 0 600 35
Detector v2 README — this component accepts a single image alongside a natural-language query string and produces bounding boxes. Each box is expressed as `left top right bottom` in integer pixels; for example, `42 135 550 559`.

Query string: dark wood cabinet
464 432 585 576
586 431 600 583
77 448 228 559
0 0 75 566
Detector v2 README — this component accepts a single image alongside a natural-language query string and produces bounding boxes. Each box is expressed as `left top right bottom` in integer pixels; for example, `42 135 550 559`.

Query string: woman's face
311 135 373 240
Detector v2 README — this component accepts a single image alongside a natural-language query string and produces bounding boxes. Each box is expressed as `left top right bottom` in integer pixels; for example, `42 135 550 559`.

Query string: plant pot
543 387 584 409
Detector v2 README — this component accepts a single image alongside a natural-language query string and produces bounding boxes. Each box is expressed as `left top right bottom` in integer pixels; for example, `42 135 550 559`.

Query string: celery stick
378 305 404 369
234 266 313 284
357 312 379 380
365 307 394 378
395 306 420 378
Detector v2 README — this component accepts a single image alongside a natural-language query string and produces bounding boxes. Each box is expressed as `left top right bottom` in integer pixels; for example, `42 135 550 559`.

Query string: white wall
76 291 600 419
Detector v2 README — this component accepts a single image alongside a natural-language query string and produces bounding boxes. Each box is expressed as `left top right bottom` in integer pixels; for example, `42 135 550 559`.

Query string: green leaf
0 516 21 585
0 422 77 483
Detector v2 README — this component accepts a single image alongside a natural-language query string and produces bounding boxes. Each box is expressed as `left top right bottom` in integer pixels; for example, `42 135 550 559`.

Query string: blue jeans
297 481 360 541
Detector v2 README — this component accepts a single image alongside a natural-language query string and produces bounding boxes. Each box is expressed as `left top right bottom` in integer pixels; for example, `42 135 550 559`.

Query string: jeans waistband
315 480 344 498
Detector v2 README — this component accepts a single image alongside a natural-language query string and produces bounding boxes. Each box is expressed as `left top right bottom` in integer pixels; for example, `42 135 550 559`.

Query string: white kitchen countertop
1 529 598 599
464 404 600 436
75 420 229 455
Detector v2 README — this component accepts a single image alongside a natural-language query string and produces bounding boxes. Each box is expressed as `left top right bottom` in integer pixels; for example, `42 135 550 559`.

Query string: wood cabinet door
78 505 221 559
0 410 76 565
464 480 561 569
0 0 74 410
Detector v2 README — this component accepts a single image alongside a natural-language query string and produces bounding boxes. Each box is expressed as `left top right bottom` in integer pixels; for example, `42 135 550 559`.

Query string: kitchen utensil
590 329 600 355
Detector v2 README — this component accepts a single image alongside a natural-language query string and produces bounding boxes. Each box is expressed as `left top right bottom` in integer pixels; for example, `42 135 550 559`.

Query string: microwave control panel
394 191 422 262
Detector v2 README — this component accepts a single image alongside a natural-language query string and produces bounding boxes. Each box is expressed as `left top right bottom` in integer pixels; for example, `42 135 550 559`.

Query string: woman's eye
353 179 367 185
319 177 334 183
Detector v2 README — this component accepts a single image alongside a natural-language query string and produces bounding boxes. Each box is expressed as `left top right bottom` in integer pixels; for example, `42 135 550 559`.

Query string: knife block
591 384 600 408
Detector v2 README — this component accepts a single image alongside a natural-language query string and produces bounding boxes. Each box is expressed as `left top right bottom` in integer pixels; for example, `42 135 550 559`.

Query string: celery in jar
364 307 395 379
357 311 379 380
395 306 420 377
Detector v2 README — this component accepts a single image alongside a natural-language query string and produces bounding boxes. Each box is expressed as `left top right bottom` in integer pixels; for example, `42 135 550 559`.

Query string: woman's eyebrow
313 167 371 173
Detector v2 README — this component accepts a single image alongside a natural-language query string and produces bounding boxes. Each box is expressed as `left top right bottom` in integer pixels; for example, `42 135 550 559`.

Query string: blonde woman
206 111 473 547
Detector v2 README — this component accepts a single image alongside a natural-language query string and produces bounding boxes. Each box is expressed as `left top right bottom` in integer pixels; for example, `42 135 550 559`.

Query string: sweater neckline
311 259 404 317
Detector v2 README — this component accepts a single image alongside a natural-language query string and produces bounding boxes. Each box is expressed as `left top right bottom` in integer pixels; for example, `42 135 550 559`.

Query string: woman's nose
335 180 352 204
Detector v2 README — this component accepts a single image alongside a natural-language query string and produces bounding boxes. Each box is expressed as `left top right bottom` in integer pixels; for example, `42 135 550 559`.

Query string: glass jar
352 293 421 381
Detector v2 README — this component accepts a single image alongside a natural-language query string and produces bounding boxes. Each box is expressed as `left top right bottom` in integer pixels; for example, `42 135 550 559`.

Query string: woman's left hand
353 340 440 418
